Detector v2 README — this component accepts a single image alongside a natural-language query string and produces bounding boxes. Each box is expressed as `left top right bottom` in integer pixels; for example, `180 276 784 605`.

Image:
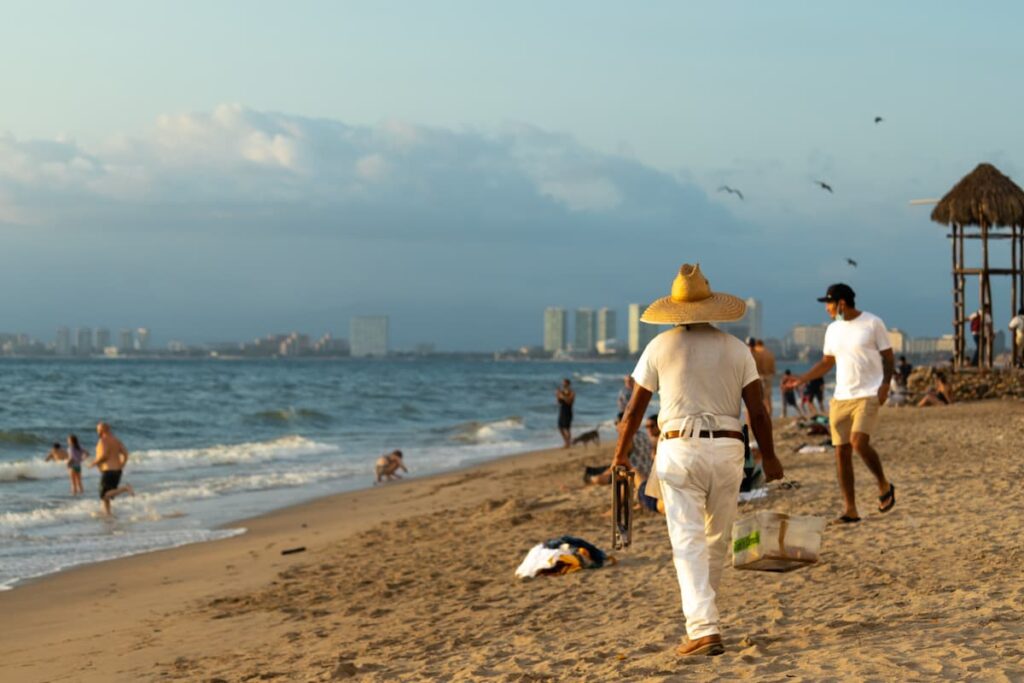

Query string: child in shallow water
375 450 407 484
66 434 87 495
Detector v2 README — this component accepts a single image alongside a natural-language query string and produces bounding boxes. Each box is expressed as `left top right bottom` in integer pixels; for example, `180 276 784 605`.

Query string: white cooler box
732 511 825 572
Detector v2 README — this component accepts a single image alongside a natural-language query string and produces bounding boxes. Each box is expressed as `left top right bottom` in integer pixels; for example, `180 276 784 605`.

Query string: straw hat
640 263 746 324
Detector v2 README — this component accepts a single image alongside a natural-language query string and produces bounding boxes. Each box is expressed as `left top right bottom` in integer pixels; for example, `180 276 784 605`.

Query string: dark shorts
637 478 659 512
783 390 798 406
100 470 122 499
68 462 81 474
558 407 573 429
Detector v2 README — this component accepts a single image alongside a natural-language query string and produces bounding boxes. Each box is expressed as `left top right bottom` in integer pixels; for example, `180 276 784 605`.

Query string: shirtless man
754 339 776 415
375 450 407 484
90 422 133 515
45 442 69 463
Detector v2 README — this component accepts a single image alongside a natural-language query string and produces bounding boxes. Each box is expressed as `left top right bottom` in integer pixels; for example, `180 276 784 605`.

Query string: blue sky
2 2 1024 349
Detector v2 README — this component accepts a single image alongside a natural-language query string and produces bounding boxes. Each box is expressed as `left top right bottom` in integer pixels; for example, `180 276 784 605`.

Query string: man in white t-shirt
612 264 783 658
786 284 895 522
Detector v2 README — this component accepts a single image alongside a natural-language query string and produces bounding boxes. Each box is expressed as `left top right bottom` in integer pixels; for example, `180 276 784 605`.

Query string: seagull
846 258 858 268
874 116 884 124
815 180 833 193
717 185 744 200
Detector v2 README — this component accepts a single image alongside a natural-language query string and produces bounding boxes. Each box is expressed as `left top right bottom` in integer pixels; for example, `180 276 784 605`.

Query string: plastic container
732 511 826 572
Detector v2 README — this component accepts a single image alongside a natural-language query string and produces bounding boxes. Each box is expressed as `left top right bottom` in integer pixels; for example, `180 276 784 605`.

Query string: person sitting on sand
613 263 783 658
634 415 663 514
584 418 653 487
375 450 407 484
616 375 634 422
90 422 133 516
918 372 953 407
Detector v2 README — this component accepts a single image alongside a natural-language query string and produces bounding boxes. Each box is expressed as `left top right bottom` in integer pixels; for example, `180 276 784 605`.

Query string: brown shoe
677 634 725 657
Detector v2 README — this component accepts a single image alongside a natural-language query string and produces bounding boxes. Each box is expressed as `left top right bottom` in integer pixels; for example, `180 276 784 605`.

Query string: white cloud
537 176 622 212
0 105 723 232
355 153 389 181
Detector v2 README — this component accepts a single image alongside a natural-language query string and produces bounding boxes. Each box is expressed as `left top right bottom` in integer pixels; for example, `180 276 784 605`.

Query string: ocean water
0 357 820 590
0 358 638 589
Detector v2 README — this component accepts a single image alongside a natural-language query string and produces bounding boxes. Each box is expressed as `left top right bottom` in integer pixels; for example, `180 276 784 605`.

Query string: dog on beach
571 430 600 447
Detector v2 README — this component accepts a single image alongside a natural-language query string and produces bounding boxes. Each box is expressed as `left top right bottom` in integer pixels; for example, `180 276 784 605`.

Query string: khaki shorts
829 396 880 446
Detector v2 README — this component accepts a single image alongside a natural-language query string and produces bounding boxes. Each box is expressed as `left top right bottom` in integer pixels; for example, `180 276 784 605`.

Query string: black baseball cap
817 283 855 305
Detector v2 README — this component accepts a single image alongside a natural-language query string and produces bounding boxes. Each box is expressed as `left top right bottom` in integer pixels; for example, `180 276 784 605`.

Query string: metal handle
611 465 633 550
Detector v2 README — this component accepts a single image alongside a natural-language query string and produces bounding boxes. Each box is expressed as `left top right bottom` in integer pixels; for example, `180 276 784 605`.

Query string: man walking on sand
90 422 133 515
785 284 895 523
613 263 784 658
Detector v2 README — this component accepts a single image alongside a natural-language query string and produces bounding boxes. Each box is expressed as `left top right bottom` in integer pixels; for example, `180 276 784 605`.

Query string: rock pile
907 366 1024 402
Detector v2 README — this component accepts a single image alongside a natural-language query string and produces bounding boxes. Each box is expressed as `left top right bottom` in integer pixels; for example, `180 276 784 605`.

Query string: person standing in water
556 378 575 448
66 434 87 495
89 422 133 515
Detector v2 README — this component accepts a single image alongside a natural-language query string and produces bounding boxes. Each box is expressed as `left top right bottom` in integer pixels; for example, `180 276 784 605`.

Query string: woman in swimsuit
66 434 87 495
917 372 953 408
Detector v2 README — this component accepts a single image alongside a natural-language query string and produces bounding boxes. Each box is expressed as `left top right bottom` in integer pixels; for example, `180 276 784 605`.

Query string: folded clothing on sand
515 535 610 579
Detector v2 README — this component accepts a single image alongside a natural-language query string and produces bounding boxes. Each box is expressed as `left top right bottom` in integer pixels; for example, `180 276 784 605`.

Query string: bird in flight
717 185 744 200
815 180 833 193
846 258 858 268
874 116 884 124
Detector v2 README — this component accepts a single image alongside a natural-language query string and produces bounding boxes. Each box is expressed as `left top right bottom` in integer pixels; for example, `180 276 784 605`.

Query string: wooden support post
982 221 991 367
1013 224 1019 367
958 224 966 368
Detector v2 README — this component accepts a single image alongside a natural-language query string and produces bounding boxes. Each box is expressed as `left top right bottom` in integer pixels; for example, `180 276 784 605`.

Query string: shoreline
3 401 1023 681
1 439 567 594
0 441 596 680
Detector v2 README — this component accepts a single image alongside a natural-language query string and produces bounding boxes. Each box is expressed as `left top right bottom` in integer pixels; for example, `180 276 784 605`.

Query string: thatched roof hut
931 162 1024 228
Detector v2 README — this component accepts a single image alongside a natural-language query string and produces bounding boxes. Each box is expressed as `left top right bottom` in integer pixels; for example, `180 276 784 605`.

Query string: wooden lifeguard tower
930 163 1024 368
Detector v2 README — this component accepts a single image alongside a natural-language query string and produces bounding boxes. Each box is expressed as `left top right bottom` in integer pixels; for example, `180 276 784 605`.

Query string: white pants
656 436 744 639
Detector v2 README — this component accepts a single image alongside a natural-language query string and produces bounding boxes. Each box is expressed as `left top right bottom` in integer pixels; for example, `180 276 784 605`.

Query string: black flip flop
878 484 896 513
833 514 861 524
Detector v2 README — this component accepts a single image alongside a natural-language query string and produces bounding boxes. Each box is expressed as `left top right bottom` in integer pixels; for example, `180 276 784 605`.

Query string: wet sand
2 400 1024 682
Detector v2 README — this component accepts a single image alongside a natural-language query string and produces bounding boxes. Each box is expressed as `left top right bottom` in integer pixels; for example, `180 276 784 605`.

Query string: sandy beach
3 400 1024 682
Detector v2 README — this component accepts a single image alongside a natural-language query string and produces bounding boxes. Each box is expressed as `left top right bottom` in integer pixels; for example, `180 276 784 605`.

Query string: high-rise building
543 307 567 353
718 297 763 341
627 304 659 354
136 328 151 351
95 328 111 351
787 323 830 352
350 316 389 357
597 308 616 344
75 327 93 355
119 329 134 352
574 308 596 354
55 327 72 356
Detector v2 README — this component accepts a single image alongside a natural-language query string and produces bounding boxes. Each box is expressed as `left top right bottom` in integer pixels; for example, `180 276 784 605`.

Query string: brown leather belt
662 430 745 442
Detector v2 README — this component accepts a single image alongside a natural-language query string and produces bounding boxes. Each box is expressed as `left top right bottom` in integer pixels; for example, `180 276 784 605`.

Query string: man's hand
782 376 803 391
877 383 890 406
762 453 785 482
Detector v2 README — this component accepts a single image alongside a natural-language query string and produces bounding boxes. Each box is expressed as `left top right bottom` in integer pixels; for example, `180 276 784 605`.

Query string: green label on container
733 530 761 553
